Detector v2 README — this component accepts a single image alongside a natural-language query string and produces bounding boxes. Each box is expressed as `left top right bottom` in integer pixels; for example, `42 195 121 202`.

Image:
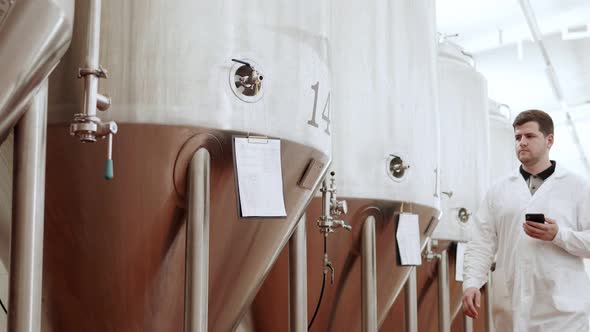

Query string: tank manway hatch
230 58 265 103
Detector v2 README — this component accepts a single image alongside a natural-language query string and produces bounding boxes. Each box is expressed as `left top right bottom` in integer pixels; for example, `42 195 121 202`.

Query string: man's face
514 121 553 165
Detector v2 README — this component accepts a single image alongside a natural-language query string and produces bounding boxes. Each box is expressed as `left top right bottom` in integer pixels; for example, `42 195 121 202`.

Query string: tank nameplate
298 158 324 189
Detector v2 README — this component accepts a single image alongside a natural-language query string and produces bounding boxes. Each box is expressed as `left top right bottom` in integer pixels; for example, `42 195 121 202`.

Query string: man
462 110 590 331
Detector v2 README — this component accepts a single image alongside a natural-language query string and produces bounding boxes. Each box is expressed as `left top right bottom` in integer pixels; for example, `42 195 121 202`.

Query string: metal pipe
96 93 111 111
82 0 102 119
321 177 329 220
463 316 474 332
184 148 210 332
0 0 74 144
405 268 418 332
289 214 308 332
485 273 494 332
8 80 48 332
438 250 450 332
361 215 377 332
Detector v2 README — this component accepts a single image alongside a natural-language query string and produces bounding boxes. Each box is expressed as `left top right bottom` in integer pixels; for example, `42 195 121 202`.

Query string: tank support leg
405 267 418 332
485 273 494 332
464 316 474 332
438 249 451 332
362 215 377 332
185 148 211 332
289 214 308 332
9 81 48 332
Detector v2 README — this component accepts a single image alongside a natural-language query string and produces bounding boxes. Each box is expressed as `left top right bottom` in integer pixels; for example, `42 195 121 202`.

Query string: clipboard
233 135 287 218
395 213 422 266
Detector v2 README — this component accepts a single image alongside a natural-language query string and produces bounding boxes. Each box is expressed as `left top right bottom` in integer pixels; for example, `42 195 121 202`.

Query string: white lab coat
463 164 590 331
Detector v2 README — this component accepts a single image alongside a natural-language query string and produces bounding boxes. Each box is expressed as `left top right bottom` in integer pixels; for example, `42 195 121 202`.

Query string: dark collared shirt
520 160 556 195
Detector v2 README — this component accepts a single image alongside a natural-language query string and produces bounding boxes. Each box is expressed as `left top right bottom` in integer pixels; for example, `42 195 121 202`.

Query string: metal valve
315 171 350 286
334 219 352 231
69 0 117 180
389 154 410 179
425 238 441 261
323 253 335 284
231 58 264 99
331 193 348 216
104 121 118 180
441 191 454 198
457 207 471 223
317 171 352 234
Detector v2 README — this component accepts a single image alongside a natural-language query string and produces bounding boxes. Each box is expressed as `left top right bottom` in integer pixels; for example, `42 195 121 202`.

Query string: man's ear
546 133 554 149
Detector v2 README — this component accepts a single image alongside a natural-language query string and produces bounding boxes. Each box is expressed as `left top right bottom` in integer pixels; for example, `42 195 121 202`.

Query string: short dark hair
512 109 554 136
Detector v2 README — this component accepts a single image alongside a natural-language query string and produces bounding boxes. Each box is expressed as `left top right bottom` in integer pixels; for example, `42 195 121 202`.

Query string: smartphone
525 213 545 223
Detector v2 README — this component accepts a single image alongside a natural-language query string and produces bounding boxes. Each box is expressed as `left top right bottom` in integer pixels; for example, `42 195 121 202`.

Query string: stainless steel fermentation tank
0 0 74 264
383 41 491 332
4 0 335 331
0 1 74 331
450 101 515 332
489 100 518 181
247 1 441 331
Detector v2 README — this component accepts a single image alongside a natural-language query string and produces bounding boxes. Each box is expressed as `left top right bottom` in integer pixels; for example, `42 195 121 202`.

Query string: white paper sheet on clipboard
396 213 422 266
234 137 287 218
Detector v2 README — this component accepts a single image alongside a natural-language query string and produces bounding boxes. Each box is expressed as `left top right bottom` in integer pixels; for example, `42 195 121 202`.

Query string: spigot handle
326 261 335 284
334 219 352 231
105 133 114 180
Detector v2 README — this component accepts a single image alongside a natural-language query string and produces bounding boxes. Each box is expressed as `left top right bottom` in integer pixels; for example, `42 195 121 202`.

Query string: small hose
308 235 328 331
0 298 7 314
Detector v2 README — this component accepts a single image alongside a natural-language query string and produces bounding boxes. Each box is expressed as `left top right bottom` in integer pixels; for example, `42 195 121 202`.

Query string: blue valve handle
105 159 114 180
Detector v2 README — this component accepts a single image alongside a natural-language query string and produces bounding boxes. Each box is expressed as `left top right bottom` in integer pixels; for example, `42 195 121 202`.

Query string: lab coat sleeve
551 185 590 258
463 189 497 291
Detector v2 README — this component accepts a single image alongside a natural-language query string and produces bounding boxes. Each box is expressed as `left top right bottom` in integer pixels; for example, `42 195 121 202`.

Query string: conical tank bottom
42 124 329 332
382 242 479 332
247 198 439 331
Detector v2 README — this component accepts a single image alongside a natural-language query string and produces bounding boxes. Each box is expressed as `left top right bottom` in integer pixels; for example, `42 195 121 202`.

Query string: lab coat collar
509 162 568 181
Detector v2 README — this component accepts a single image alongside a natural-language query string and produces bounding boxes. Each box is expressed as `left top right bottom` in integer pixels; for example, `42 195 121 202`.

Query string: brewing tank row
0 0 518 331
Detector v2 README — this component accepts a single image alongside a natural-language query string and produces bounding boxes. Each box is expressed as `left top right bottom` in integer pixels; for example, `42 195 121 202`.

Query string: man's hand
523 217 558 241
462 287 481 319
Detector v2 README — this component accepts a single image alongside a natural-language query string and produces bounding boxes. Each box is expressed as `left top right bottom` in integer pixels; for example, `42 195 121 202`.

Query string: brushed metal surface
0 0 73 144
247 198 439 332
47 0 332 156
10 82 48 332
438 250 451 332
289 216 308 332
330 0 440 209
489 100 518 182
382 242 480 332
433 41 490 243
42 124 329 332
405 268 418 332
361 216 377 332
0 133 12 266
184 148 210 332
41 0 333 330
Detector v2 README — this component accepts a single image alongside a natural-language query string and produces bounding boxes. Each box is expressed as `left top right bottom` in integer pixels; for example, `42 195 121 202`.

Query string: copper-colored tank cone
248 198 439 331
43 124 329 332
382 243 490 332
